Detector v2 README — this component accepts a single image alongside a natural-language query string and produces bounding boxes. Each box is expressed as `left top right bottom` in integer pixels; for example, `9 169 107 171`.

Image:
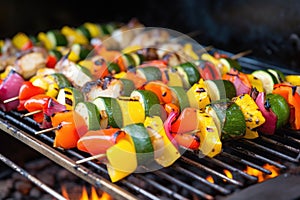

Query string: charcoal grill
0 50 300 200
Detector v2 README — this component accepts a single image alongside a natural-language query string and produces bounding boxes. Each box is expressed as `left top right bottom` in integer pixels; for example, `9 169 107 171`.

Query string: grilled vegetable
266 93 290 129
196 60 222 80
170 107 222 157
93 96 123 128
17 81 45 111
246 74 264 92
187 79 210 111
56 87 84 110
55 58 92 88
252 70 278 94
106 135 137 182
136 66 162 82
77 128 126 154
122 123 154 166
0 70 24 111
205 79 236 101
144 116 180 167
206 99 246 140
51 110 88 149
30 73 71 98
130 89 163 117
12 32 33 51
144 81 172 104
78 55 109 79
255 92 278 135
169 86 190 112
174 62 200 89
233 94 266 139
74 101 101 131
117 98 145 127
223 68 251 96
24 94 66 128
272 83 300 130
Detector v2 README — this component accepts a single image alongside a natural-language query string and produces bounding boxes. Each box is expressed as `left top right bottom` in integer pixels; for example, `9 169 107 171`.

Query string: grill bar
154 170 214 200
173 165 231 195
222 152 272 175
137 174 189 200
229 147 287 169
260 136 300 154
242 139 299 163
180 156 243 186
208 156 258 181
0 153 66 200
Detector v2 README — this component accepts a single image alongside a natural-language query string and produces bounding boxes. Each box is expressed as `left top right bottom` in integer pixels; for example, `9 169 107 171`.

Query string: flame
223 169 233 179
61 185 70 200
206 175 214 183
244 163 280 182
62 185 113 200
80 186 89 200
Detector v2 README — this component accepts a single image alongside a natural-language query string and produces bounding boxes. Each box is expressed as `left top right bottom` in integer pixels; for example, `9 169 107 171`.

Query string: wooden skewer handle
21 110 42 118
35 126 59 135
3 96 19 104
76 154 106 165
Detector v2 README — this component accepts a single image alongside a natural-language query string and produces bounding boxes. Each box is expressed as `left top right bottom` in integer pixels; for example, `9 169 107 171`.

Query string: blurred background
1 0 300 72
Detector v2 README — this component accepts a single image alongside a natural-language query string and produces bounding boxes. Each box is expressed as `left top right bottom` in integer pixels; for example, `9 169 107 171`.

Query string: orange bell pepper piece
273 83 300 130
51 111 88 149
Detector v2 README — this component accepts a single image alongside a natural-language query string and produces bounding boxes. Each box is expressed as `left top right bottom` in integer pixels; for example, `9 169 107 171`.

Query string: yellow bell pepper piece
183 43 199 60
122 45 142 54
12 32 31 50
201 53 226 75
0 66 15 80
38 32 53 50
285 75 300 85
187 78 210 111
233 94 266 139
117 99 145 127
83 22 102 38
144 116 180 167
30 75 59 98
247 74 264 92
113 71 127 79
61 26 88 45
196 111 222 157
106 136 137 182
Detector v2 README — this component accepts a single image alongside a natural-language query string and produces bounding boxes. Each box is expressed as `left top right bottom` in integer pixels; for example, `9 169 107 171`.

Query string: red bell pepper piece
273 83 300 130
164 109 200 150
222 68 251 96
77 128 126 155
198 61 222 80
20 40 33 51
24 94 66 128
46 55 58 68
17 81 45 111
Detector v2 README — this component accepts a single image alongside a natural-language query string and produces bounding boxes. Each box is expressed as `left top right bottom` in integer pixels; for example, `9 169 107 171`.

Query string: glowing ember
244 163 280 182
206 175 214 183
62 185 113 200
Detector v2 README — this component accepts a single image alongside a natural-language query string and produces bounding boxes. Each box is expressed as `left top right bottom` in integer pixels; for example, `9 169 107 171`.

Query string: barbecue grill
0 49 299 200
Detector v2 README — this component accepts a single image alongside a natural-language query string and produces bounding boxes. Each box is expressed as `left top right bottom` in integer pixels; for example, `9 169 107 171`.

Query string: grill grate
0 109 299 199
0 50 300 199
